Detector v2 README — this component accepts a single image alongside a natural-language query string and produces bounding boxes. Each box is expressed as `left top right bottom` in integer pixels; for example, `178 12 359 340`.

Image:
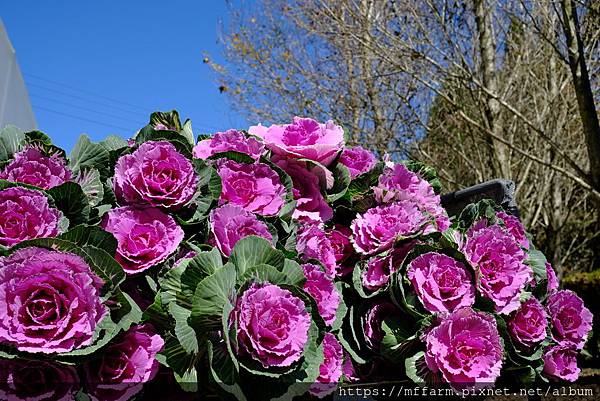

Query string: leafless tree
208 0 600 274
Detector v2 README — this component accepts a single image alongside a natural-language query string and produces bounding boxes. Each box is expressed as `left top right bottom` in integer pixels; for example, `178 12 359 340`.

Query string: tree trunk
560 0 600 189
561 0 600 270
474 0 511 180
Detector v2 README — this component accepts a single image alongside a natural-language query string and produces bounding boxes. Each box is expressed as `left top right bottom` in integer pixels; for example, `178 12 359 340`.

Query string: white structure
0 18 36 131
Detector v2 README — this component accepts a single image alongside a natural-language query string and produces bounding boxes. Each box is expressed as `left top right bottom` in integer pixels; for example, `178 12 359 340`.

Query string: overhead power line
25 72 153 114
32 104 133 132
27 82 146 119
30 94 142 126
24 73 230 135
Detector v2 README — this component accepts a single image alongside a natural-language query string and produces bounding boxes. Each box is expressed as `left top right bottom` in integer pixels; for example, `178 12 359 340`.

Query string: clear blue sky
2 0 245 151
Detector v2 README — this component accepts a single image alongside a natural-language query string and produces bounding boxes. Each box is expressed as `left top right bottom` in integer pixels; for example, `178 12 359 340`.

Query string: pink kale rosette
0 247 106 354
84 324 164 401
373 163 450 232
507 298 548 349
361 241 415 291
424 308 503 388
339 146 376 178
310 333 344 397
543 344 580 382
363 300 401 351
546 290 593 349
193 129 264 160
351 201 431 255
0 359 79 401
296 221 337 277
216 159 286 216
463 224 532 314
0 146 72 189
407 252 475 313
233 283 311 368
274 157 333 221
249 117 344 166
113 141 197 210
101 206 184 274
0 187 64 247
301 263 341 326
209 204 273 257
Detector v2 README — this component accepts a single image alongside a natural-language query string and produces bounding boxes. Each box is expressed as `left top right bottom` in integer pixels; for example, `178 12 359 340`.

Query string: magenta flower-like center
100 349 129 381
230 175 256 202
22 287 65 326
447 334 489 373
282 119 321 145
557 308 579 331
2 213 23 233
455 340 484 362
433 268 461 293
526 314 544 329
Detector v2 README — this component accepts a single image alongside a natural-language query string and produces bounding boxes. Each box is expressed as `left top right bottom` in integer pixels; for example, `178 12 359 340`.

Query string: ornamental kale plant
0 111 593 401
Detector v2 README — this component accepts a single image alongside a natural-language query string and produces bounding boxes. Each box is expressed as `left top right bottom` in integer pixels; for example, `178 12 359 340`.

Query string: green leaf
47 182 91 226
327 163 351 202
405 351 426 384
345 162 384 201
380 317 420 363
180 119 196 147
330 282 347 332
281 259 307 287
169 303 199 354
59 225 117 254
160 334 198 377
75 168 104 207
69 135 110 175
134 128 193 158
239 263 288 285
238 262 309 289
75 391 91 401
80 245 126 291
99 135 128 151
149 110 182 132
337 303 368 365
24 130 53 145
190 263 236 330
146 276 158 292
526 248 548 284
503 366 536 385
229 236 285 276
160 247 223 308
174 368 198 393
0 343 21 359
186 246 224 276
455 199 500 231
0 125 26 164
142 293 171 332
0 179 41 192
178 160 221 224
220 300 239 372
207 341 247 401
112 291 143 331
